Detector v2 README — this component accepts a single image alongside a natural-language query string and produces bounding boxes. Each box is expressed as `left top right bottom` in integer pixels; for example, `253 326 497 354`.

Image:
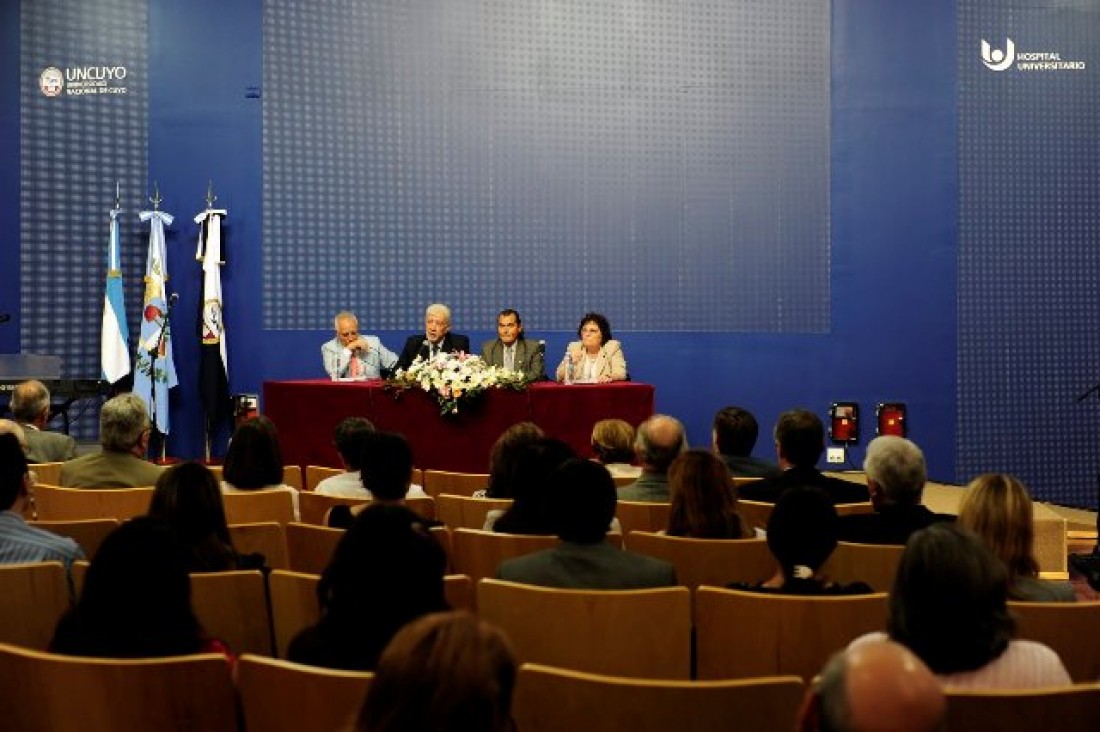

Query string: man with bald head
798 640 945 732
618 414 687 502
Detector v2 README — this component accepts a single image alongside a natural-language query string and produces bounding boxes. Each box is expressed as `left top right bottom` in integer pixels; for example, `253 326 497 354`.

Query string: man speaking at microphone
480 309 545 382
322 311 399 380
394 303 471 371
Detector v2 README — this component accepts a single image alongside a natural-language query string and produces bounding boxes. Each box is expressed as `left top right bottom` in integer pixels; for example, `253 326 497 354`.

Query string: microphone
419 339 431 360
168 293 179 305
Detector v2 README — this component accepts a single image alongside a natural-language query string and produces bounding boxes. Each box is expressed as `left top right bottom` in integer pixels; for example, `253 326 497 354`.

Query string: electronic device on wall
828 402 859 444
876 402 907 437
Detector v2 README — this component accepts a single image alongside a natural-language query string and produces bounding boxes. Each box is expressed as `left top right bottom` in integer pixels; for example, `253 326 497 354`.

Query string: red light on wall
829 402 859 444
876 403 907 437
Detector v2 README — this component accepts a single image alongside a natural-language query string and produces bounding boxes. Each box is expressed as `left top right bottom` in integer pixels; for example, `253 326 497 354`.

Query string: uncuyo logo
981 38 1015 71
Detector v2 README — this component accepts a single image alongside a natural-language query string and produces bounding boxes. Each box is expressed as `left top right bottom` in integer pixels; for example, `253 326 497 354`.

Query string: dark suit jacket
738 466 870 505
496 541 677 589
480 337 546 381
836 504 953 545
395 332 472 371
720 453 782 479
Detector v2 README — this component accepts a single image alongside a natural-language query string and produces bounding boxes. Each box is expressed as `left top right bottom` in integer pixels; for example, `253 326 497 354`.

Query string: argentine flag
100 206 130 384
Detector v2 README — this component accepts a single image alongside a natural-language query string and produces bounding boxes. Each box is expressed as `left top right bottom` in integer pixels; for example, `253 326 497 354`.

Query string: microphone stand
1077 382 1100 402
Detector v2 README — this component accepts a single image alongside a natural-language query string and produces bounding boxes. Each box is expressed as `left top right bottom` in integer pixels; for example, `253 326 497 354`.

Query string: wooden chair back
190 570 273 656
228 522 289 570
612 474 637 487
237 654 373 732
694 586 889 680
205 464 224 481
421 470 489 498
286 522 345 574
820 541 905 592
304 465 342 492
221 489 296 526
33 484 153 521
0 642 237 731
450 528 558 585
478 579 692 679
945 683 1100 730
625 532 775 589
615 501 672 535
737 499 774 534
282 465 304 491
513 663 806 732
0 562 71 650
1008 600 1100 682
298 492 367 525
436 493 513 529
835 502 876 517
28 518 119 560
29 461 64 487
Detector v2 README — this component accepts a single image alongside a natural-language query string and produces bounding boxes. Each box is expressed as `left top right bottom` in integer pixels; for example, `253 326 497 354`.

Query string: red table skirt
262 380 656 473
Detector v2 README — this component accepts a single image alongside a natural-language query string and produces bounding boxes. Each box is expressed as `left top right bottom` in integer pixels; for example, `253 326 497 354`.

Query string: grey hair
426 303 452 325
334 311 358 330
863 435 926 505
100 393 150 451
814 650 852 732
10 380 50 423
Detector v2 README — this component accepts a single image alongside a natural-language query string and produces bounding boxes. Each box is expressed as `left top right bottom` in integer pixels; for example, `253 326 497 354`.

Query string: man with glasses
322 311 399 380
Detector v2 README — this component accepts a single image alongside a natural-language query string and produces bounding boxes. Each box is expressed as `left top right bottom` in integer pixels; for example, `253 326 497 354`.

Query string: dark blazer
496 541 677 590
836 504 953 545
480 337 546 381
721 454 782 479
738 466 870 505
395 332 472 371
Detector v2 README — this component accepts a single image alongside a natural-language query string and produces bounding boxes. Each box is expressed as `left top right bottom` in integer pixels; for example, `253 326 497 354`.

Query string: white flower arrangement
387 351 529 415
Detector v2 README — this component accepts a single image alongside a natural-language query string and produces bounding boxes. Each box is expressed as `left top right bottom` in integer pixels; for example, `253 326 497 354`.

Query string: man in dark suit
497 459 676 589
480 309 545 381
9 380 77 464
394 303 471 371
836 435 951 544
712 406 781 478
739 409 870 504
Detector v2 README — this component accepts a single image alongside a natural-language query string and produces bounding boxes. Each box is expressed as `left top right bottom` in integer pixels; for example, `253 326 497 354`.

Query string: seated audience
221 415 300 521
711 406 780 478
0 432 84 566
487 438 575 534
289 504 449 670
474 421 545 499
957 473 1074 602
326 431 435 528
0 420 28 454
836 436 951 545
738 409 869 505
60 393 164 488
555 312 627 383
315 417 428 499
590 418 641 479
849 523 1071 689
666 449 744 539
356 612 517 732
618 414 687 502
147 461 264 572
798 640 945 732
51 517 229 659
496 459 676 589
9 379 77 463
730 487 872 595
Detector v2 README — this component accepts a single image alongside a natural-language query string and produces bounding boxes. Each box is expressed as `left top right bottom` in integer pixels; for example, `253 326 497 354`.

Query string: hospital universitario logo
981 37 1086 72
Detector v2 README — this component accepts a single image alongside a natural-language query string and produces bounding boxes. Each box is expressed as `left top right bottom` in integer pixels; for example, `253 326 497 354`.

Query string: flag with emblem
133 208 178 434
196 206 231 430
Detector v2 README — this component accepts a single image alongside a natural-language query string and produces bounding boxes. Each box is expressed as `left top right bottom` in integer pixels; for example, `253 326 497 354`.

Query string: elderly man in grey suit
9 380 77 463
618 415 687 502
497 459 676 589
480 309 545 382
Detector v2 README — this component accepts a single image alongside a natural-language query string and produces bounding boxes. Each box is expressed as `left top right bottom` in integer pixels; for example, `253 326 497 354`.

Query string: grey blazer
480 338 546 381
22 426 77 464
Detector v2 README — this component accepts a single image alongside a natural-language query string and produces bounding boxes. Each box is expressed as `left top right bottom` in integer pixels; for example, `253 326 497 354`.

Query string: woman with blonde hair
666 449 743 539
590 418 640 479
957 474 1074 602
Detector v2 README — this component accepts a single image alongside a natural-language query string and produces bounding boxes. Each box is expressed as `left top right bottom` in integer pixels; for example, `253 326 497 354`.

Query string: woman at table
221 416 301 521
555 312 628 383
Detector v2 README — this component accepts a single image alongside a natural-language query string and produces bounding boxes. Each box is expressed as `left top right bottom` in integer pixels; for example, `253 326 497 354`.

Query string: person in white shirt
315 417 427 499
321 311 398 380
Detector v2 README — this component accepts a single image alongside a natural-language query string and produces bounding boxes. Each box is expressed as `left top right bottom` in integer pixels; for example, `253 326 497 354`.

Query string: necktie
349 352 360 377
505 346 514 371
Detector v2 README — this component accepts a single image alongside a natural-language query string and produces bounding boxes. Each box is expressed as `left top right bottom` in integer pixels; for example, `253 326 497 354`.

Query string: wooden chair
33 484 153 521
478 579 692 679
421 469 489 498
513 663 806 732
432 525 453 570
0 642 237 731
190 570 273 656
304 465 342 491
282 465 304 491
450 528 559 585
0 562 71 650
820 541 905 592
29 461 63 486
945 683 1100 731
228 522 289 570
624 532 775 589
835 502 876 517
237 654 373 732
738 499 874 534
221 489 296 525
205 464 224 481
615 501 672 534
1008 600 1100 682
298 492 367 525
28 518 119 560
694 586 889 680
612 474 637 487
286 522 345 574
435 493 513 529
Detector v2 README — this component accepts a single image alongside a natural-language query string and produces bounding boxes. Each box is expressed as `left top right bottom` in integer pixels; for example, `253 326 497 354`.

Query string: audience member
395 303 471 371
958 473 1074 602
0 419 28 454
0 432 83 566
849 523 1071 689
60 393 163 488
476 421 545 499
618 414 687 502
711 406 780 478
798 640 945 732
666 449 743 539
496 459 676 589
288 504 449 670
731 487 872 595
9 379 77 463
738 409 869 504
480 309 546 381
487 438 575 534
356 612 517 732
836 436 951 545
51 517 229 659
316 418 428 499
590 418 641 479
221 415 300 521
321 311 398 380
326 431 434 528
555 312 628 383
147 461 264 572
